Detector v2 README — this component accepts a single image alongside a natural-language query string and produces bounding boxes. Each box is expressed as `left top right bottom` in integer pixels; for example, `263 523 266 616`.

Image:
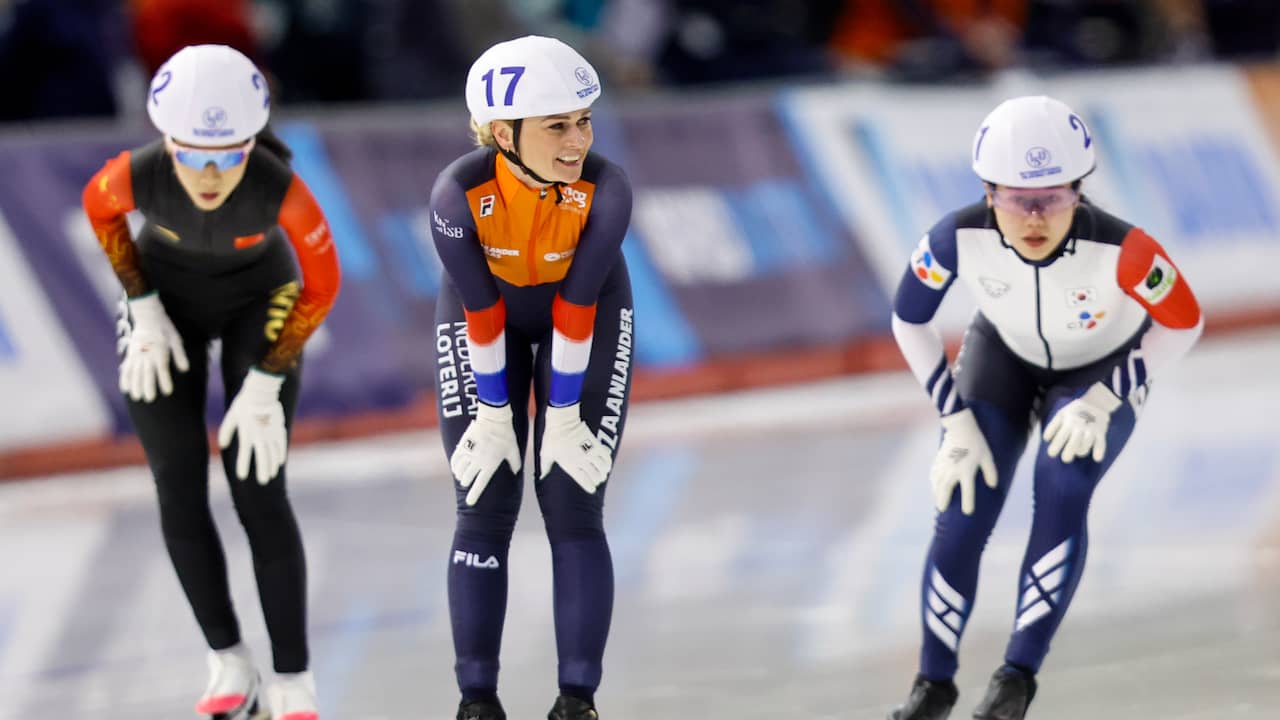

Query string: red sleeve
1116 228 1201 329
82 151 149 296
260 174 342 373
552 293 596 342
464 297 507 345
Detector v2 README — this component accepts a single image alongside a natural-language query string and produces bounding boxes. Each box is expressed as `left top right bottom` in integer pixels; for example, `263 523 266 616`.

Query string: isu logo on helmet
147 44 270 146
466 35 602 125
972 95 1095 188
202 107 227 129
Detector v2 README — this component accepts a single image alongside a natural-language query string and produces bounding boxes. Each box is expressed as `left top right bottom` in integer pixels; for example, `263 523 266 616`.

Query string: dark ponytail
255 123 293 165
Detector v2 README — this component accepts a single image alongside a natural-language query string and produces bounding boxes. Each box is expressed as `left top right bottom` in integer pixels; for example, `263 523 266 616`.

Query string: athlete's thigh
217 284 303 421
531 257 634 462
433 279 534 512
120 298 214 493
954 314 1038 468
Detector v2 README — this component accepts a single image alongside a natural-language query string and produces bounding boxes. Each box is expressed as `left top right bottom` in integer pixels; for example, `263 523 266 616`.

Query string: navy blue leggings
919 315 1139 679
433 261 634 699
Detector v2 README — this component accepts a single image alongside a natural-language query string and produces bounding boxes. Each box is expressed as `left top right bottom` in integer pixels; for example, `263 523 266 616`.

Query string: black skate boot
887 674 958 720
457 698 507 720
548 694 600 720
972 664 1037 719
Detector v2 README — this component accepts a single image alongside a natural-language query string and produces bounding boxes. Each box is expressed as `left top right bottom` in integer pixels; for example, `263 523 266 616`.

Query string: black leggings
122 289 308 673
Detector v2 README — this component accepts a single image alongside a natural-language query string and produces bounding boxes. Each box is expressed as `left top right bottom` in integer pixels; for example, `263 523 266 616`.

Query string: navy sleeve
429 168 499 311
893 211 959 323
558 161 632 306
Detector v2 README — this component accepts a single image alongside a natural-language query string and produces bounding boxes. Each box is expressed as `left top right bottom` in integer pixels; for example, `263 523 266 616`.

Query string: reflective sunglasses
172 141 252 171
990 186 1079 217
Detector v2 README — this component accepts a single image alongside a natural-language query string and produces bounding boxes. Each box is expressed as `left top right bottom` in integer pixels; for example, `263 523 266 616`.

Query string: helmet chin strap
499 119 564 203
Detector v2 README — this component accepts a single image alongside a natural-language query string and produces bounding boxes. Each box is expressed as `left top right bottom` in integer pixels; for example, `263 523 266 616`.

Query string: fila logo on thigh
453 551 500 569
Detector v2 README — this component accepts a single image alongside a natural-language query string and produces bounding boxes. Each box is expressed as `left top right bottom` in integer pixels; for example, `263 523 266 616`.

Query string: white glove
931 408 998 515
450 402 522 506
217 367 287 484
1043 382 1123 463
119 293 189 402
539 404 612 494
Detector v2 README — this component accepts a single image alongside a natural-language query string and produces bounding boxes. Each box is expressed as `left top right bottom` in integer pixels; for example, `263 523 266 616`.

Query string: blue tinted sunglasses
172 142 251 171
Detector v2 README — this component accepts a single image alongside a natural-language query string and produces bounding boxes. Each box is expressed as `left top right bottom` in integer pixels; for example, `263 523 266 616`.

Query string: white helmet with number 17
465 35 601 125
972 95 1096 188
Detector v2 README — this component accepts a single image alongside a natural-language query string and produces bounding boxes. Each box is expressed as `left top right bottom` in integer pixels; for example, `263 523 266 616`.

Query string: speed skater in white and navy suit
886 96 1204 720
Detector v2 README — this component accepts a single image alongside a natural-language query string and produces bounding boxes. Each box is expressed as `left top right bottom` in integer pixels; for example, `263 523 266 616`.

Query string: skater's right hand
450 402 522 506
119 292 190 403
930 408 998 515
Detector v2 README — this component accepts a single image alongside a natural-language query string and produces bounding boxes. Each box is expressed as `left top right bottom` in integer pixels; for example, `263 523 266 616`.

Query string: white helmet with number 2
147 44 270 147
972 95 1095 188
466 35 601 125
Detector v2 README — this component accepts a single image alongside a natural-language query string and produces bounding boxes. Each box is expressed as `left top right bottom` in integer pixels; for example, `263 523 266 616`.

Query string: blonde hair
470 117 514 148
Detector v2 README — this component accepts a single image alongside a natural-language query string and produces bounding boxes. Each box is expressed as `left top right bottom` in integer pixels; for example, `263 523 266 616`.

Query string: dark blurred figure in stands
254 0 369 103
362 0 472 101
1193 0 1280 59
652 0 845 85
1021 1 1156 69
0 0 124 121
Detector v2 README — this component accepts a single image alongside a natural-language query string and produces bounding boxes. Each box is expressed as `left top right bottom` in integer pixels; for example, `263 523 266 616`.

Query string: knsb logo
453 551 500 569
1066 309 1106 330
433 211 464 239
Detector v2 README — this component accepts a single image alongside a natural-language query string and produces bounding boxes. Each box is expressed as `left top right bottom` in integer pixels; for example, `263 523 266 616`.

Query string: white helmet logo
1025 146 1051 168
574 66 594 86
202 107 228 129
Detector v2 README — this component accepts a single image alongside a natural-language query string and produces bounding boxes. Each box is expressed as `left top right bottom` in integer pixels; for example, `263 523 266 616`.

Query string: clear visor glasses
172 141 252 171
991 186 1079 217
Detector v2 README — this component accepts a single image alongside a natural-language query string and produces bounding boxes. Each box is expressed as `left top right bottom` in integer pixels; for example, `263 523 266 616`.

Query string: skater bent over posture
82 45 340 720
430 35 634 720
887 96 1203 720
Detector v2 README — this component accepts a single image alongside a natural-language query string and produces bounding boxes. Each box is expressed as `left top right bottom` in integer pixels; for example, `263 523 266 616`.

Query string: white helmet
465 35 601 125
971 95 1095 188
147 44 270 146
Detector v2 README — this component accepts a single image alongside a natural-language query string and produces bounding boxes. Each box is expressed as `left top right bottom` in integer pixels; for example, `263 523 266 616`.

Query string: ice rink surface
0 329 1276 719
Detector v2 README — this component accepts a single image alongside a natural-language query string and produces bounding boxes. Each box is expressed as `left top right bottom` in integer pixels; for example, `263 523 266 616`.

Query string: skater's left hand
1043 382 1123 463
539 404 612 493
218 367 288 484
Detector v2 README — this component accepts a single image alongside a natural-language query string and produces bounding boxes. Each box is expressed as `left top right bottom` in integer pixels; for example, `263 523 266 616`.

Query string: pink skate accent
276 712 319 720
195 693 248 715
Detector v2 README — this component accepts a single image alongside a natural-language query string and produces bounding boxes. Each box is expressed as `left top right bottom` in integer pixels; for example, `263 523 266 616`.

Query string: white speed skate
268 670 319 720
195 644 264 720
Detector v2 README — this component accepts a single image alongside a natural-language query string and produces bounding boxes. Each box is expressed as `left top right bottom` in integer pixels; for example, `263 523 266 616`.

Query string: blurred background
0 1 1278 718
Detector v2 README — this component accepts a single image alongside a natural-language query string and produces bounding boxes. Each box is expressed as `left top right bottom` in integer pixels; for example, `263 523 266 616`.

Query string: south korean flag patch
910 235 952 291
1133 253 1177 305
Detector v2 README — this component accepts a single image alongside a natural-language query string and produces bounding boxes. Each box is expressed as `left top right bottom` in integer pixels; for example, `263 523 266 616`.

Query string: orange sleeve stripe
277 175 341 312
260 175 342 372
82 151 135 223
1117 228 1202 329
552 293 596 342
464 297 507 345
